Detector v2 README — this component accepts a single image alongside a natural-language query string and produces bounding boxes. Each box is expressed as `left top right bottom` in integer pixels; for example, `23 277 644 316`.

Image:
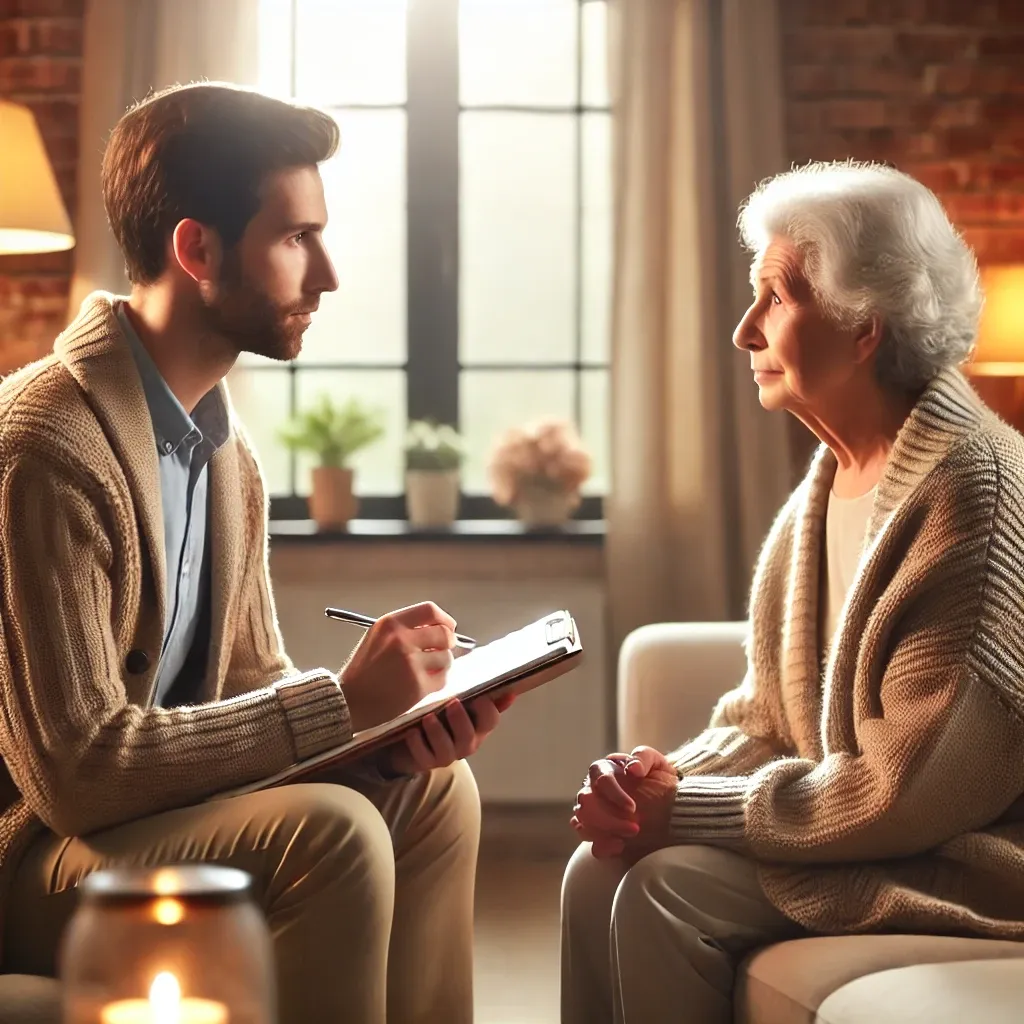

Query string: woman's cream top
822 485 877 650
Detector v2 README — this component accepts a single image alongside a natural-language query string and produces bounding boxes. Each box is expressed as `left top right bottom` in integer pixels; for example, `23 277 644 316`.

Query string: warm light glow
0 100 75 254
100 971 228 1023
153 897 185 926
150 973 180 1024
969 265 1024 376
152 869 181 896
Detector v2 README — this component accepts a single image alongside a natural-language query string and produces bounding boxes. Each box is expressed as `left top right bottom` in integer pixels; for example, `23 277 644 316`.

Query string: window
233 0 612 518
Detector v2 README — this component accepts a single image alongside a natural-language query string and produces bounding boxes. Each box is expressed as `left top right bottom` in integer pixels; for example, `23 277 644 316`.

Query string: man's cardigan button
125 650 151 675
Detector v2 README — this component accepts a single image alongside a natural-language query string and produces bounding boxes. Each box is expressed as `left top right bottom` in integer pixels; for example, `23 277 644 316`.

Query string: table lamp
965 265 1024 431
0 98 75 254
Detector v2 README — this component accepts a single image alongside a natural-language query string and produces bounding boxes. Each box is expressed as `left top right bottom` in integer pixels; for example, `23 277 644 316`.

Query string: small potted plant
278 394 385 529
404 420 464 528
487 418 592 527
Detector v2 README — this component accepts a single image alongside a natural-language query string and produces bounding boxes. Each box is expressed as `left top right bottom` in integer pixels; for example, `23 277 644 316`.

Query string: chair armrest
617 622 748 753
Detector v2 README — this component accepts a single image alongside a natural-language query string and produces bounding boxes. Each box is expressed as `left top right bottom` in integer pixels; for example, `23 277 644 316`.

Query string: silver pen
324 607 477 650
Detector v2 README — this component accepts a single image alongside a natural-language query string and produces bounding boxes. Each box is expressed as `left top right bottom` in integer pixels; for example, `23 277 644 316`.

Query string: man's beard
201 259 311 363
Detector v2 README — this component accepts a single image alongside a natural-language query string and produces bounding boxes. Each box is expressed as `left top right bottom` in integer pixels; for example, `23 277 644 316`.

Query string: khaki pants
3 760 480 1024
561 843 805 1024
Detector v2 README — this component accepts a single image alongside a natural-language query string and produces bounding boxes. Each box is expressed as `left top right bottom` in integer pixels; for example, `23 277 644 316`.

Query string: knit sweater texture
0 294 352 959
667 367 1024 939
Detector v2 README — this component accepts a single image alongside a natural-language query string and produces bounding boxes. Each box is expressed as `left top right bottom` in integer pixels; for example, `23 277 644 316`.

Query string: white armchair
617 622 1024 1024
617 621 747 754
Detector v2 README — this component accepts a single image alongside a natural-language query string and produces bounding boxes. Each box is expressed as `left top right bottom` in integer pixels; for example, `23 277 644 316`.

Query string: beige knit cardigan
668 366 1024 939
0 294 353 956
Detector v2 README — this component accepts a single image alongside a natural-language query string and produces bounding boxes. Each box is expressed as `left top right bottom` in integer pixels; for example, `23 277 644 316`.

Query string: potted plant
487 418 592 527
278 394 385 529
404 420 464 528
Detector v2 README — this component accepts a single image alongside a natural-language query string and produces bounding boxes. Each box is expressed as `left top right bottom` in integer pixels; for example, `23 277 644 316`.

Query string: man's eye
292 232 306 243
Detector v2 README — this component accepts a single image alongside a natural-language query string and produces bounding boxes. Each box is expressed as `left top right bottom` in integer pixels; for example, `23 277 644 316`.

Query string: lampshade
969 265 1024 376
0 99 75 255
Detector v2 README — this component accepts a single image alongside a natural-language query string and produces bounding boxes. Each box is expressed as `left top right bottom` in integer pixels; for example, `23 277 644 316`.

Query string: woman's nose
732 305 764 352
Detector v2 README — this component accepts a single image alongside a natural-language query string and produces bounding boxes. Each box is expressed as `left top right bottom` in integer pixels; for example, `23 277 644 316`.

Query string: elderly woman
561 160 1024 1024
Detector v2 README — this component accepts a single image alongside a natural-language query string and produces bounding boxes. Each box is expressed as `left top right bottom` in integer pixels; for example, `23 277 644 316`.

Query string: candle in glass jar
99 972 228 1024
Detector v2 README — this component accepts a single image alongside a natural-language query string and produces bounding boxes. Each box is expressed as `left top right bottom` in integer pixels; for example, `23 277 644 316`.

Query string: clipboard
213 610 583 798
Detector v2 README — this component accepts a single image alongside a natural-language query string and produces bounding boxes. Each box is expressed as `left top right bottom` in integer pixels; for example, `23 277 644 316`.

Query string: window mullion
406 0 460 428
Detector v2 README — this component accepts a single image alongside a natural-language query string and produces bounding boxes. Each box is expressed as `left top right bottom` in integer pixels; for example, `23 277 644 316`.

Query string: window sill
268 518 606 544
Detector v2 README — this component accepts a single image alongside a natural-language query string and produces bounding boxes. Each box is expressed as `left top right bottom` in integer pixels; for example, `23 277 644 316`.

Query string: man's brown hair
102 82 340 284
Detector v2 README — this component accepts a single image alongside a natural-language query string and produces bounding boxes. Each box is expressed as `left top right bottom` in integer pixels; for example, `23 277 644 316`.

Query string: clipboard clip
545 611 574 646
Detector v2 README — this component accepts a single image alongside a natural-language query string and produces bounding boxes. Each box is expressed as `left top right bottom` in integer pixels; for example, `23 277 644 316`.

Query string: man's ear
853 315 884 365
170 218 224 289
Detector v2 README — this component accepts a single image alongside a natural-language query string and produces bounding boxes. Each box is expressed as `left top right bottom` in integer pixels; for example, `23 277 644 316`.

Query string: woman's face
732 237 868 418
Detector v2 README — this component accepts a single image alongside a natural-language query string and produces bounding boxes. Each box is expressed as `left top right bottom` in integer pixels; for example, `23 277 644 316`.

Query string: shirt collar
115 301 230 455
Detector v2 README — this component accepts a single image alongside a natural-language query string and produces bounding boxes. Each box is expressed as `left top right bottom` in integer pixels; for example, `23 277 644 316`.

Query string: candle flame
153 897 184 925
149 972 180 1023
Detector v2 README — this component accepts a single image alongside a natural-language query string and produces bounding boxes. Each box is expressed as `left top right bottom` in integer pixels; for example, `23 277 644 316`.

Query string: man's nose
311 238 340 294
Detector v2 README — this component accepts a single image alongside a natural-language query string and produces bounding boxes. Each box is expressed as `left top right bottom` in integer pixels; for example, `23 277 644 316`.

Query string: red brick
978 33 1024 57
0 252 72 277
842 65 925 95
26 18 80 55
931 64 1024 95
822 98 888 129
20 97 78 136
782 27 897 63
786 101 824 136
0 22 22 56
781 0 935 25
784 65 925 98
0 56 79 92
898 161 971 192
942 192 1024 225
997 0 1024 23
0 1 82 16
961 226 1024 263
936 125 996 157
894 31 977 63
784 65 839 97
921 0 1001 26
976 163 1024 190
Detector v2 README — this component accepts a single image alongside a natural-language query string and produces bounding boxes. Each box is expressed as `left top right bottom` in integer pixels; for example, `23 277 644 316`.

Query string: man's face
202 165 339 361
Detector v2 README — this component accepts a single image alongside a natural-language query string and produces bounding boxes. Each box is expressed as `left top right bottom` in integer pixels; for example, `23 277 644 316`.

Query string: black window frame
260 0 610 521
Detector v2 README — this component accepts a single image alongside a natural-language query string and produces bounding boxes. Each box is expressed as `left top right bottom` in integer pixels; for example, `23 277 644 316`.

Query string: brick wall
778 0 1024 469
780 0 1024 264
0 0 83 374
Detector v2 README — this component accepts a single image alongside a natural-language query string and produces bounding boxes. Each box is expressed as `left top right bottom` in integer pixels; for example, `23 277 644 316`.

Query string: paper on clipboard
213 610 583 799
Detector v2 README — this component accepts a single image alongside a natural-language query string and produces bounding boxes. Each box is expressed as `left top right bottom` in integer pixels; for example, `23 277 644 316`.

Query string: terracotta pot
309 466 358 528
405 469 460 527
513 483 578 527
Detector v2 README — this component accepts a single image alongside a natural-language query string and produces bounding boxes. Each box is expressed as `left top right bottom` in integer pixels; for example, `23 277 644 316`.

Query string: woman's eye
771 291 782 305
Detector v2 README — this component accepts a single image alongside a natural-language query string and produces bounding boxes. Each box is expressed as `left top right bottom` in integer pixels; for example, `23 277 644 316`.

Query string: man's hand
571 746 678 861
389 693 516 775
340 602 458 732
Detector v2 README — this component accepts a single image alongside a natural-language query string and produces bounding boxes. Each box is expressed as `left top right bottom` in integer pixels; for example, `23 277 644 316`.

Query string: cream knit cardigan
0 295 352 958
669 367 1024 939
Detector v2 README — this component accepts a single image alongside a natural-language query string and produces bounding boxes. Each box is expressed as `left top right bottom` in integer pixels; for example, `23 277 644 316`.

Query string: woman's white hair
738 160 982 392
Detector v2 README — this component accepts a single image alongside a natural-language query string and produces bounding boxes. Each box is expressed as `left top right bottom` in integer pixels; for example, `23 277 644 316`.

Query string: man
0 82 508 1023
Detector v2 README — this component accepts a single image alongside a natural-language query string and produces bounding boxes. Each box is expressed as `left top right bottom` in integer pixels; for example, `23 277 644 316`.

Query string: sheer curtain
69 0 259 313
605 0 794 659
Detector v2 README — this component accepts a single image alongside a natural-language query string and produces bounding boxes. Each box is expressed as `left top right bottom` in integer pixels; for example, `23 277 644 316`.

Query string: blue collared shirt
116 303 229 706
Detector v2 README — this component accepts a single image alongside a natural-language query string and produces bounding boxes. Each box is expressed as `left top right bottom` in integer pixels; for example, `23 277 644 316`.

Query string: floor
474 856 566 1024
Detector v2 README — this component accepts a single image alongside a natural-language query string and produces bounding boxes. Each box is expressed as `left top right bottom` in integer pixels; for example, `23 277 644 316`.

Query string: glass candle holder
60 865 276 1024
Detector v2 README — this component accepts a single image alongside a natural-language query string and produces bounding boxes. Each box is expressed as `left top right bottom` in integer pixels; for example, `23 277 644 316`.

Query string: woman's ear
853 315 884 365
